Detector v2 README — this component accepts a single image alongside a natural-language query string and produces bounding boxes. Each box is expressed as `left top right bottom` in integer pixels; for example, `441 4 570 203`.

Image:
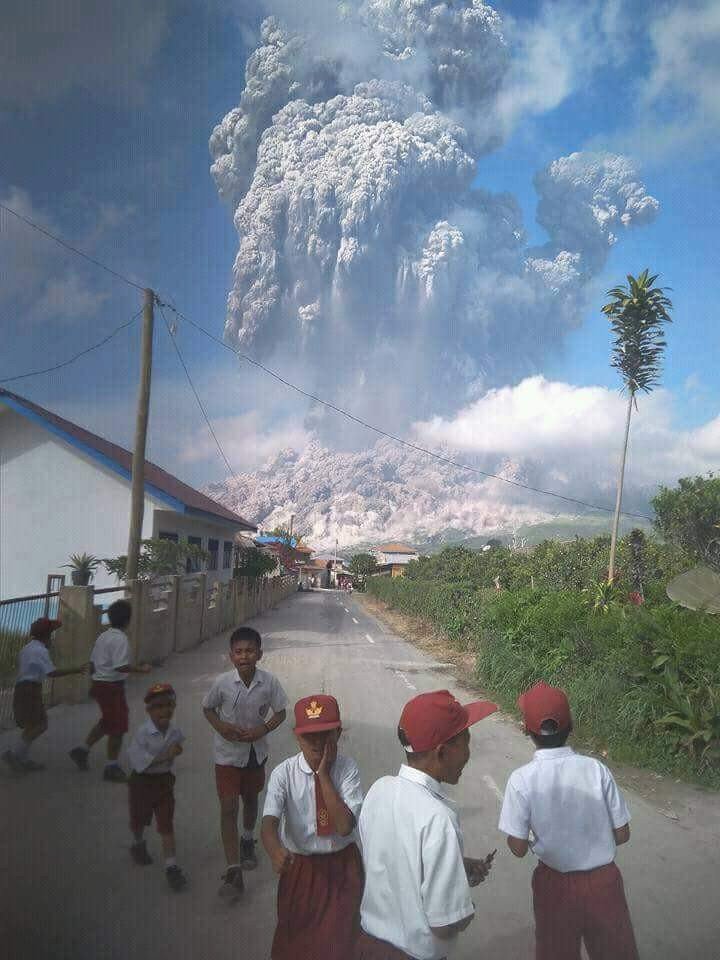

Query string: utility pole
289 514 294 543
126 289 155 582
333 537 338 587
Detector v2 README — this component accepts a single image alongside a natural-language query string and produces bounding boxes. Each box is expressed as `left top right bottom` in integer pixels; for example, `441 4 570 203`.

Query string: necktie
314 773 335 836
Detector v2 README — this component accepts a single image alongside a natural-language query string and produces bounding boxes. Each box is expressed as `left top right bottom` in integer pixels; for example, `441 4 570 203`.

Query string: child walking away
357 690 498 960
499 681 639 960
127 683 187 892
69 599 151 782
3 618 87 773
262 694 364 960
202 626 287 902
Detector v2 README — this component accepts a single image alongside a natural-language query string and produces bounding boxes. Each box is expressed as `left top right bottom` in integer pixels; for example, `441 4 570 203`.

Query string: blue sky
1 0 718 492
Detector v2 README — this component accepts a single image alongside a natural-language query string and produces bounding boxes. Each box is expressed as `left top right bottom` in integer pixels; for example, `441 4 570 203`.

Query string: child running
127 682 187 891
261 694 364 960
3 617 87 773
202 626 287 901
69 599 151 782
499 681 639 960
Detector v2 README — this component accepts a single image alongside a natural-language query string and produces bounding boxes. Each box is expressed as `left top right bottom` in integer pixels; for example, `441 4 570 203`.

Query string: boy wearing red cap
499 681 639 960
261 694 364 960
126 683 187 891
3 618 87 773
357 689 498 960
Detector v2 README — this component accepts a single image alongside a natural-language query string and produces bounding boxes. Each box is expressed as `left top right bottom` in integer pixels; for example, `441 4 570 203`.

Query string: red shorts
13 682 46 729
355 931 427 960
272 843 364 960
128 772 175 834
215 762 266 800
90 681 129 736
533 861 639 960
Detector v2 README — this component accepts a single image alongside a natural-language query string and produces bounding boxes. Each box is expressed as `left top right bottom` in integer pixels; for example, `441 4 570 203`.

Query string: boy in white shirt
498 681 639 960
69 599 151 782
202 626 287 901
127 683 187 892
357 689 498 960
3 617 87 773
262 694 364 960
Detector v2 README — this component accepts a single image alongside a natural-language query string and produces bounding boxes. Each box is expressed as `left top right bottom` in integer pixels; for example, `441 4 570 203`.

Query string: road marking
482 774 504 804
352 617 359 624
365 633 375 644
343 607 349 613
394 670 417 692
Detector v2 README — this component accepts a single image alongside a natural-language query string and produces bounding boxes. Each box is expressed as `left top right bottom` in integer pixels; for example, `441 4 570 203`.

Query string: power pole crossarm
126 289 155 583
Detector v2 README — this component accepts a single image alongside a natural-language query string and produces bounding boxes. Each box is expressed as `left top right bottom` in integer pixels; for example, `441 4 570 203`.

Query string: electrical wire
0 310 142 384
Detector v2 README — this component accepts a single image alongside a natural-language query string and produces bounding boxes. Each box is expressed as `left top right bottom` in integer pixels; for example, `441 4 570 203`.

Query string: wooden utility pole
126 289 155 582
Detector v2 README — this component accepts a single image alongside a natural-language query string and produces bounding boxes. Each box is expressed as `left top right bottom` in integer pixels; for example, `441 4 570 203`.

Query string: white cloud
33 275 110 323
178 411 311 473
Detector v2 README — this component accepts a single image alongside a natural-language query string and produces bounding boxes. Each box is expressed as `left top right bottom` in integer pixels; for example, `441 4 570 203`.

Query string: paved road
2 589 719 959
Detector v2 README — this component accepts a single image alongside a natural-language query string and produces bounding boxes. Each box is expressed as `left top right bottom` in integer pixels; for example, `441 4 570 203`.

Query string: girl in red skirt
261 694 364 960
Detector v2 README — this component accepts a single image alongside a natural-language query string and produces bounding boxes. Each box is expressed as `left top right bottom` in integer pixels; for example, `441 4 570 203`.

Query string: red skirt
271 843 364 960
13 682 46 729
90 681 128 736
533 861 639 960
355 931 420 960
128 772 175 834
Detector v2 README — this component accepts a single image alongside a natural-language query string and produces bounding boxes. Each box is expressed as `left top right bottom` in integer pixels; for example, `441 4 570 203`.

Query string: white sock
165 857 177 868
242 830 254 841
227 863 241 871
14 739 30 761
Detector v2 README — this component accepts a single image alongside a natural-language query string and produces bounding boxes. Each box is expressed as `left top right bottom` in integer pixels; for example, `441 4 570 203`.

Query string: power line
0 310 142 384
158 302 238 479
0 200 146 293
157 300 654 522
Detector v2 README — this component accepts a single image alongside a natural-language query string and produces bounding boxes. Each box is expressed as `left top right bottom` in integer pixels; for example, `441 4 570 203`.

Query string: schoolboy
202 626 287 901
262 694 364 960
498 681 639 960
3 618 87 773
127 682 187 892
357 689 498 960
69 599 151 782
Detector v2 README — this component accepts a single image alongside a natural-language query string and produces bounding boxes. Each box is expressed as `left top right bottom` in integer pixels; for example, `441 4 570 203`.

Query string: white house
373 542 419 567
0 389 257 599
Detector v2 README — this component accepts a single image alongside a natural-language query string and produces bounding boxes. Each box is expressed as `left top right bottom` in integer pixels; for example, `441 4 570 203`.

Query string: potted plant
64 552 101 586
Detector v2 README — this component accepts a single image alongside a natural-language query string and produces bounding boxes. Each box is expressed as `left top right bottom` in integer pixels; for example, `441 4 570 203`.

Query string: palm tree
602 269 672 582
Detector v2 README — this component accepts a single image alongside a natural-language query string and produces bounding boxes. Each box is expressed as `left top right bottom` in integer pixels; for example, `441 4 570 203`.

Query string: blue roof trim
1 394 187 514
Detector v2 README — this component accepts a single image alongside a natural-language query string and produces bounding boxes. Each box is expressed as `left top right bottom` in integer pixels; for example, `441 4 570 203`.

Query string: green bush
367 577 720 787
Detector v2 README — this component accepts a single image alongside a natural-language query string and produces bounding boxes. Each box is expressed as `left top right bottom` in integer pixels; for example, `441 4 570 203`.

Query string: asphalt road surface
2 589 719 959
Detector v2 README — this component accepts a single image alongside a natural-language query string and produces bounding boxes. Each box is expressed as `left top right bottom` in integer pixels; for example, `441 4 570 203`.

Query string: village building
0 389 256 599
372 542 419 578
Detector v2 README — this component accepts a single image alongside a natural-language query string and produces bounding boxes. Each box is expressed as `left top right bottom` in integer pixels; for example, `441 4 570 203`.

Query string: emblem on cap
305 700 323 720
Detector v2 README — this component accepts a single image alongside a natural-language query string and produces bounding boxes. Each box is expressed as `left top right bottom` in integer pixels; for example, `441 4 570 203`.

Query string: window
187 536 203 573
158 531 178 542
208 538 219 571
223 541 233 570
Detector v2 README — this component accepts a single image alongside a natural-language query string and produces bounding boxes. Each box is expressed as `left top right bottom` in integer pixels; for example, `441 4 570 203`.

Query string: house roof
375 542 418 554
0 389 256 532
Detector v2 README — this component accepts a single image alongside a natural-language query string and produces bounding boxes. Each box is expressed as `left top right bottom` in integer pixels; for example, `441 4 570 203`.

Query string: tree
652 474 720 570
103 538 208 582
348 552 379 581
233 546 278 578
267 525 307 547
602 269 672 581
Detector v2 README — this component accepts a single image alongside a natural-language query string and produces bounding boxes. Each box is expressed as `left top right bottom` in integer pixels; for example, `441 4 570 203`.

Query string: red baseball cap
30 617 62 638
398 690 498 752
517 681 571 735
144 683 176 704
294 694 342 734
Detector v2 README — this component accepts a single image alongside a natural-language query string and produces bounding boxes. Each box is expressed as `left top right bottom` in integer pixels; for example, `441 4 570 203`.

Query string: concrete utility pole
126 289 155 582
333 537 338 586
289 514 294 542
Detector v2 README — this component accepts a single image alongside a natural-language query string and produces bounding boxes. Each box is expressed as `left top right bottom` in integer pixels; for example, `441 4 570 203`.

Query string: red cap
517 681 571 735
144 683 176 704
30 617 61 638
398 690 497 752
294 695 342 734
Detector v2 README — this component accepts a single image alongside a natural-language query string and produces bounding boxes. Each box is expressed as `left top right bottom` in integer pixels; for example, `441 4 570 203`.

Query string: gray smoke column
210 1 659 443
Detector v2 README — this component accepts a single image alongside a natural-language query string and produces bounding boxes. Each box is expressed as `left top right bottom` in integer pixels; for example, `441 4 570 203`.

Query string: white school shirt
90 628 130 682
359 765 475 960
263 752 364 855
127 718 185 774
16 639 55 684
202 667 288 767
498 746 630 873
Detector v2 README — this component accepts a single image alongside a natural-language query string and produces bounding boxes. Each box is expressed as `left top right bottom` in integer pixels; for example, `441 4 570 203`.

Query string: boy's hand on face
270 845 295 875
317 736 338 779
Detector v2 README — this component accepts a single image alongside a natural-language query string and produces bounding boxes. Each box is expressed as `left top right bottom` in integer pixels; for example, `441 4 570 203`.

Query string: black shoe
239 836 258 870
130 841 154 866
103 765 127 783
3 749 26 773
166 865 188 892
219 866 244 901
69 747 89 771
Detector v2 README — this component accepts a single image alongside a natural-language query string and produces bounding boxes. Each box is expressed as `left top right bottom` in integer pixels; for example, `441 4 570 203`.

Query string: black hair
530 719 572 749
229 626 262 650
108 599 132 629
